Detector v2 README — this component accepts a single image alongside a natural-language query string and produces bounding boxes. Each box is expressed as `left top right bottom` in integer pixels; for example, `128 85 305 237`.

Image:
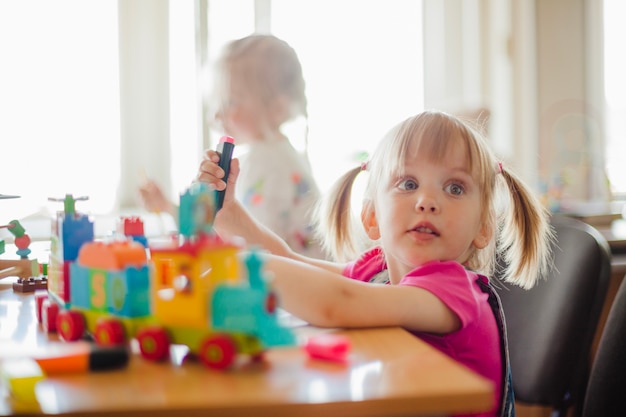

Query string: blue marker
215 136 235 210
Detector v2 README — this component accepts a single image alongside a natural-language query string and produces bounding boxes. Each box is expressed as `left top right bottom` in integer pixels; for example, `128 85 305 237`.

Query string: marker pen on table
1 343 130 375
1 344 129 405
32 344 130 374
215 135 235 211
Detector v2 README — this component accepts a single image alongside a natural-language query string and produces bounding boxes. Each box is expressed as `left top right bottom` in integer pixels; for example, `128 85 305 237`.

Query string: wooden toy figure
0 219 38 280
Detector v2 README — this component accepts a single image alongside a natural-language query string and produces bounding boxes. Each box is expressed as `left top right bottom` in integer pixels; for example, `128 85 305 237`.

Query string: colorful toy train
36 185 294 370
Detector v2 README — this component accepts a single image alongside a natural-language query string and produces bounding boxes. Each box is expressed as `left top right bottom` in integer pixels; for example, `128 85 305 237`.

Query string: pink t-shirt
343 247 501 417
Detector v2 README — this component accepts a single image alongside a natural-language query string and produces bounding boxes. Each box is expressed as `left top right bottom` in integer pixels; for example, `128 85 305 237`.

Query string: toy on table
304 333 351 363
36 184 295 370
0 219 39 281
0 220 32 258
38 194 93 331
0 343 129 411
12 265 48 293
117 215 148 247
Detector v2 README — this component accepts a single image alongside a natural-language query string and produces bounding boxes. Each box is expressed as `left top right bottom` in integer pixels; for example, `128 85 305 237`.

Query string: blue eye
445 183 464 196
398 179 418 191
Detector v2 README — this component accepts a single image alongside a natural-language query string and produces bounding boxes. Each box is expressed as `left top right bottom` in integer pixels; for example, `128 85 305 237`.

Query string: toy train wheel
198 334 237 370
136 327 170 361
41 299 59 333
94 319 126 346
57 310 86 342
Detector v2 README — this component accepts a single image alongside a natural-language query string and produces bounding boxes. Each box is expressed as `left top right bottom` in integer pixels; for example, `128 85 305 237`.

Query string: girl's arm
264 254 461 334
196 150 343 274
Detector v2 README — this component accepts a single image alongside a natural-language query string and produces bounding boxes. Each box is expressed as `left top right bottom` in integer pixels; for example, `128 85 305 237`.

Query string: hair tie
361 161 369 171
497 162 503 174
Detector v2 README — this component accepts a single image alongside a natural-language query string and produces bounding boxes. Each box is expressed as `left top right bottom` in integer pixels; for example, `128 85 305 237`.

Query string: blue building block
69 263 91 309
60 214 94 262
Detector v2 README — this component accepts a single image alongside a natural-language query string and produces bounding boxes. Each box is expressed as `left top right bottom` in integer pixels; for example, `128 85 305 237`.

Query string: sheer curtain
604 0 626 198
203 0 424 193
0 1 120 222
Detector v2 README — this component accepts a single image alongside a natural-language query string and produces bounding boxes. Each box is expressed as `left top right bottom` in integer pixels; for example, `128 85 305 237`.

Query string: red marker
215 136 235 211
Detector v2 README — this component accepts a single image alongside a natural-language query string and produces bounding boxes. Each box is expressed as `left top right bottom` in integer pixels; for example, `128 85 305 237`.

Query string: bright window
604 0 626 197
270 0 424 192
202 1 423 192
0 0 423 229
0 1 120 221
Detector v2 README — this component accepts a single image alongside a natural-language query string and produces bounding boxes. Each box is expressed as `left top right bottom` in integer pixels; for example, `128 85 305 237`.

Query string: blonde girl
208 34 324 259
142 34 324 259
197 110 554 417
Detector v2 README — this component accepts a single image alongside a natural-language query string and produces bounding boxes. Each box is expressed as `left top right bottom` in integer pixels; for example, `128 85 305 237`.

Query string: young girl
141 34 325 259
196 110 554 417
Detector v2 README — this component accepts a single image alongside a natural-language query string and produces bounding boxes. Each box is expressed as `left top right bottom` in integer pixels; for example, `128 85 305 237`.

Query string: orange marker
1 343 131 374
33 344 129 374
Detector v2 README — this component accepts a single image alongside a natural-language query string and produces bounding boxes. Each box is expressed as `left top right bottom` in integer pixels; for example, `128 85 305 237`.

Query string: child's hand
196 149 240 208
139 179 175 215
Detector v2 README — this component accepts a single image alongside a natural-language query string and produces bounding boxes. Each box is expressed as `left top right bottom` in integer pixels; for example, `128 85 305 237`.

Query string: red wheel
57 310 85 342
136 327 170 361
94 319 126 346
198 334 237 370
41 299 59 333
35 293 48 323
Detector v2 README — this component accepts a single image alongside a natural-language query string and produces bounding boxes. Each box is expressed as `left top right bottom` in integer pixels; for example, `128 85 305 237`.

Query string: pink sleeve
398 261 484 327
342 247 386 283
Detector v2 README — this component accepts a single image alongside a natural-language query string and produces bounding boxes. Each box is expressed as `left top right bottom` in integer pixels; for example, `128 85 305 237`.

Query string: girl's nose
416 194 440 213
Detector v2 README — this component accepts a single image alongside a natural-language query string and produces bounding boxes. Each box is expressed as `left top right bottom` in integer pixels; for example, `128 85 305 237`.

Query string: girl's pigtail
315 166 364 262
498 169 555 289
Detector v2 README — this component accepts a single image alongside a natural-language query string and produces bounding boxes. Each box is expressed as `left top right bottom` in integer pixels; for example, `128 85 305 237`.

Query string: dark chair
581 274 626 417
497 215 612 416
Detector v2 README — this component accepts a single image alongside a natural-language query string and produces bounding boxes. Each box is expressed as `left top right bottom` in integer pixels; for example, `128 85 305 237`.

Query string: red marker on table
215 135 235 211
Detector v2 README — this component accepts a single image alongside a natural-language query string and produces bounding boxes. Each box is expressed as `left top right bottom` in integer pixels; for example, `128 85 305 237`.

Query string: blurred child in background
141 34 325 259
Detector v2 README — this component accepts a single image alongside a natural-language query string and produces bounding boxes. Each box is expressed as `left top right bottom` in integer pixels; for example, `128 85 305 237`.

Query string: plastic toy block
130 234 148 248
179 182 216 238
304 333 351 362
48 194 88 217
13 276 48 293
78 240 147 270
108 266 150 317
59 214 94 261
69 262 91 309
120 216 144 236
0 358 45 405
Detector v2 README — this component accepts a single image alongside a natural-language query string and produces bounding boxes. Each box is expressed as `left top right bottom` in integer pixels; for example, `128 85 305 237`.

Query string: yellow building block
0 359 45 405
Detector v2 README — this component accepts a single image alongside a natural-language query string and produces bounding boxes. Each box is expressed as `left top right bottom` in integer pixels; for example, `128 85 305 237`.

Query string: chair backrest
497 215 612 416
581 272 626 417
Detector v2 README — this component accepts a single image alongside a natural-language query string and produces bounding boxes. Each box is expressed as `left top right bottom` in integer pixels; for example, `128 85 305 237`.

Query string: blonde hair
318 110 554 289
211 34 308 124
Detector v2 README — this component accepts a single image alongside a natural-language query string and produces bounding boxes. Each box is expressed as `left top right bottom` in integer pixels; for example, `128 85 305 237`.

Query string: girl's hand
139 179 176 216
195 149 242 236
196 149 240 203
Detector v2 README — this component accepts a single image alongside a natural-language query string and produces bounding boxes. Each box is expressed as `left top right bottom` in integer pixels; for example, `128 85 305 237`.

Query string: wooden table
0 275 494 417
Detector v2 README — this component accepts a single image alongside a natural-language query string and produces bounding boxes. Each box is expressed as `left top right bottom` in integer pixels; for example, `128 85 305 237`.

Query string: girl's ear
361 206 380 240
472 221 492 249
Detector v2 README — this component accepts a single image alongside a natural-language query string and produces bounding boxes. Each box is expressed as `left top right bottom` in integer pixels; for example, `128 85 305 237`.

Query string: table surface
0 276 494 417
